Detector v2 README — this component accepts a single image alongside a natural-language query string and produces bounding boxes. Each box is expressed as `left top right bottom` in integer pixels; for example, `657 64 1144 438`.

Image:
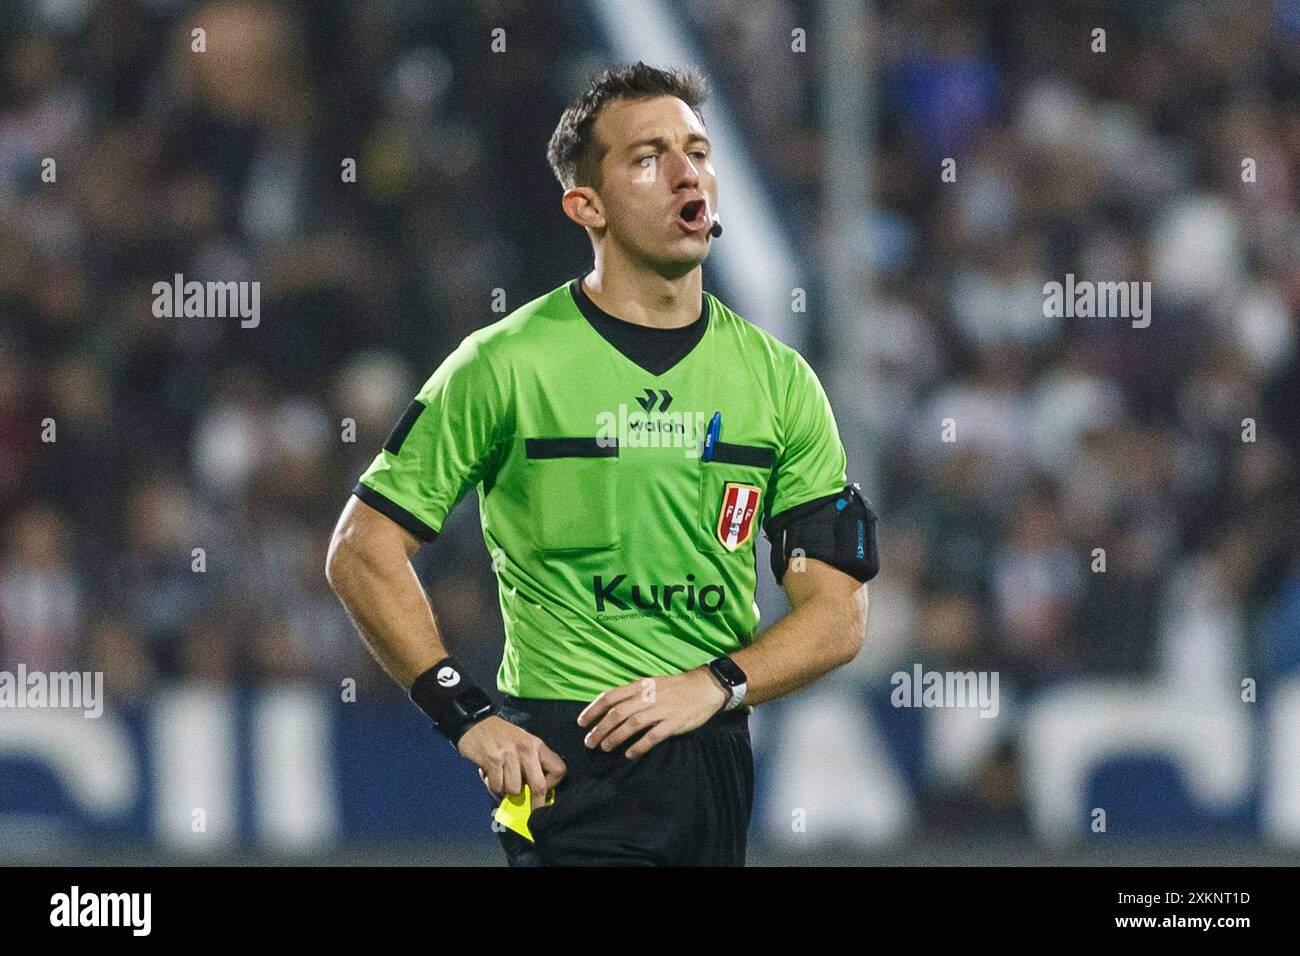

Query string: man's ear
561 186 605 232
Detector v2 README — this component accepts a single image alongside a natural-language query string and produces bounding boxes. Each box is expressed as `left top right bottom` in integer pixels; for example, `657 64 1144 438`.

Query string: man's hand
577 668 728 760
458 716 566 809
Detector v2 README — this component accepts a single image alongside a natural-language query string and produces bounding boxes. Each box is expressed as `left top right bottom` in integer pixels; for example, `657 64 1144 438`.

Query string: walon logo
593 574 725 613
596 404 709 455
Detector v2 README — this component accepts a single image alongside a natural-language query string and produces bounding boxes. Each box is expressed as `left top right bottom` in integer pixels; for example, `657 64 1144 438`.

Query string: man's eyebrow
625 134 711 154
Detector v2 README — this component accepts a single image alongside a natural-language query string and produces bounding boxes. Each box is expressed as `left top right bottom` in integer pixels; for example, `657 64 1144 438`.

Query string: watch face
455 686 495 719
711 657 746 687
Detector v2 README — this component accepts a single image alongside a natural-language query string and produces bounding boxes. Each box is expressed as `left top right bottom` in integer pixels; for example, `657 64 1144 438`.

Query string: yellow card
493 785 555 843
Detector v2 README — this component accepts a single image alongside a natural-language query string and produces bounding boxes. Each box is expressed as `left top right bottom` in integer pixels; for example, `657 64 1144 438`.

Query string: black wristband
409 657 497 744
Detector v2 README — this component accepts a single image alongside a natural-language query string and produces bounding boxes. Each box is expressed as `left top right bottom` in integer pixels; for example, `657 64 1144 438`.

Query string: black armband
765 483 880 585
409 657 497 744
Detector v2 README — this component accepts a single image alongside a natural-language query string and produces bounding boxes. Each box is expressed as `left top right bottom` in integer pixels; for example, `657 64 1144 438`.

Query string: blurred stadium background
2 0 1299 865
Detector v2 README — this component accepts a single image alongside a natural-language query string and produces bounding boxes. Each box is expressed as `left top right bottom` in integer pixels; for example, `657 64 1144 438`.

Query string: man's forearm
727 582 867 707
326 521 447 689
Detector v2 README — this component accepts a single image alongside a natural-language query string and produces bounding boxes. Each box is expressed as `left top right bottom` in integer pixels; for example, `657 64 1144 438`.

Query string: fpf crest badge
715 482 761 551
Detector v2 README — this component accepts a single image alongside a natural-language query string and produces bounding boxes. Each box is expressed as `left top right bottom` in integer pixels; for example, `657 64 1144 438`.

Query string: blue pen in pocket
702 411 721 462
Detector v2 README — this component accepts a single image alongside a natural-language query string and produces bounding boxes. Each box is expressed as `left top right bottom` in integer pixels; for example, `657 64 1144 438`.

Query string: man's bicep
781 557 862 610
334 493 423 559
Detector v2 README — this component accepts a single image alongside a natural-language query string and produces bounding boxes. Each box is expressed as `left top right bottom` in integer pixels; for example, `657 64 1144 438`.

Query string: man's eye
691 150 708 159
637 155 655 167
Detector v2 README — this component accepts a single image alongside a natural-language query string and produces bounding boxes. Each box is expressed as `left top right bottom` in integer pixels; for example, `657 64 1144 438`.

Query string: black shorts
493 696 753 866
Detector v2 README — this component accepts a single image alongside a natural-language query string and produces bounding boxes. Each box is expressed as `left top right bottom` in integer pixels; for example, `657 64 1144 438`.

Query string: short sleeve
353 336 507 541
765 350 848 524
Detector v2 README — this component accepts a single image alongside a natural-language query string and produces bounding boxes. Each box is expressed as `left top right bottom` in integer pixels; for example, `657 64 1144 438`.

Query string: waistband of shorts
501 695 750 729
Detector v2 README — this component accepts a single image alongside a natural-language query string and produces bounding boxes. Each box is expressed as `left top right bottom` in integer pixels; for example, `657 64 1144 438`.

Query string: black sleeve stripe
524 437 619 458
383 399 427 455
708 442 775 468
352 483 439 542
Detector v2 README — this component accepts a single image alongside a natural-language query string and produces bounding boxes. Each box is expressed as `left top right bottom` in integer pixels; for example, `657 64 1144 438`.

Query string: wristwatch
706 656 748 711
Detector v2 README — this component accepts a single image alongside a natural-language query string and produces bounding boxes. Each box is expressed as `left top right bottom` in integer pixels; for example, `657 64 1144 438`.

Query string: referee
326 62 878 866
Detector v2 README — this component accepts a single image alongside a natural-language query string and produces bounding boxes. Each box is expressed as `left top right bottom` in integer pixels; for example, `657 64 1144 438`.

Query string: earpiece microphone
709 215 722 239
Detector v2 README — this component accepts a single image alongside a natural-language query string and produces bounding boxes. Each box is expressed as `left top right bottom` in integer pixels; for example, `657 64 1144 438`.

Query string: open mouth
679 199 706 226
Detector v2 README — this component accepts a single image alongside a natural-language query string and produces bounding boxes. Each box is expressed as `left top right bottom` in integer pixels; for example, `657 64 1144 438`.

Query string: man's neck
583 253 703 329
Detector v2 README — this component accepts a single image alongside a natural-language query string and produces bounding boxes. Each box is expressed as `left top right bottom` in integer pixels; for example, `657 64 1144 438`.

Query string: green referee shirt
354 277 847 700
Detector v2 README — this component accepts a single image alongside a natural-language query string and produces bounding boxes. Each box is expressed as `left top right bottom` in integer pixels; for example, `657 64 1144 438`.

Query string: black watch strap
409 657 497 744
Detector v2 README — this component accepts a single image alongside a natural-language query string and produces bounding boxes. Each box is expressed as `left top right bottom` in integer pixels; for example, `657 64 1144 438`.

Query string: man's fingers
625 723 670 760
596 708 657 752
539 745 567 788
521 751 549 809
502 750 523 795
577 684 637 727
576 691 612 727
486 762 504 796
583 700 644 749
479 767 504 801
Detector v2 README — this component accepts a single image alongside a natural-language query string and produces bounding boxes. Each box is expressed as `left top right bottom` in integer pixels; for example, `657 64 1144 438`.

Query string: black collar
570 277 710 376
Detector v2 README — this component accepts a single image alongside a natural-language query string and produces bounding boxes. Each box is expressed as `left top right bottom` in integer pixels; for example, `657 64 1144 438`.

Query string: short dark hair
546 61 708 191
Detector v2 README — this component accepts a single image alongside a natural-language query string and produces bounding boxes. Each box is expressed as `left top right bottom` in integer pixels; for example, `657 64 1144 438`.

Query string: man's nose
666 149 701 187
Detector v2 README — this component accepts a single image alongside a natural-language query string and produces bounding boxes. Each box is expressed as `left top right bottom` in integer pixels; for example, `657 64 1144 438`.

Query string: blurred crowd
847 0 1300 704
0 0 609 703
1 0 1299 831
